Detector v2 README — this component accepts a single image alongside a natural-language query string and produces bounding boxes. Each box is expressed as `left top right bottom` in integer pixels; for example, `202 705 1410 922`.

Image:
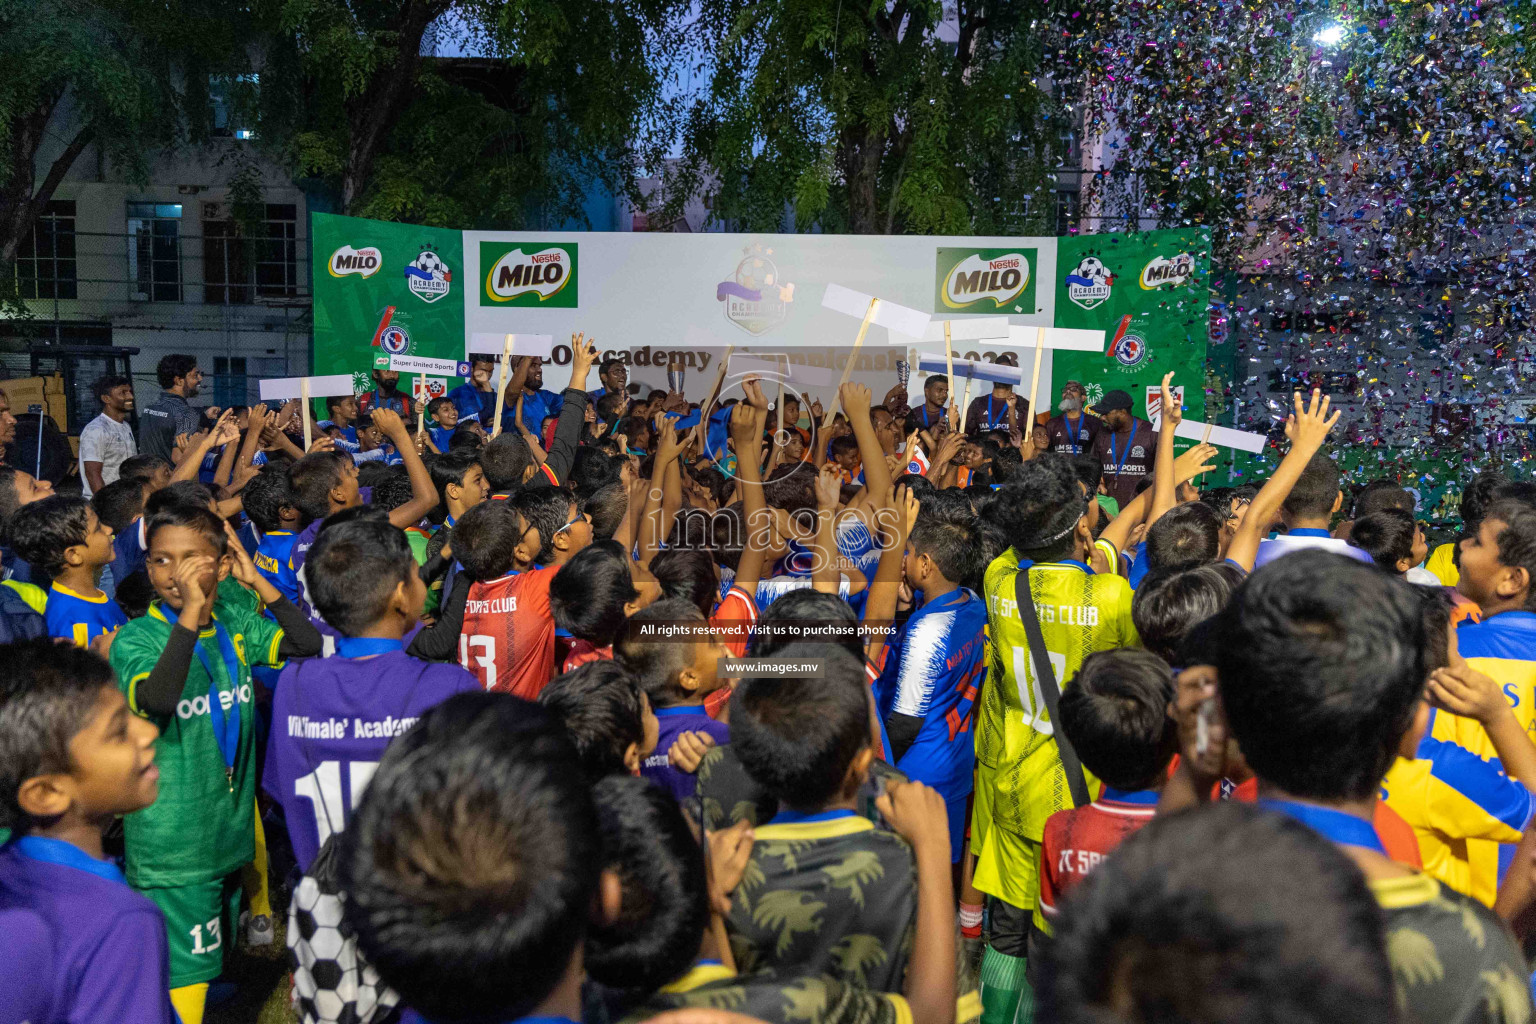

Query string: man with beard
516 357 565 435
1045 380 1101 457
138 355 205 463
357 367 415 418
78 375 137 497
1088 389 1158 507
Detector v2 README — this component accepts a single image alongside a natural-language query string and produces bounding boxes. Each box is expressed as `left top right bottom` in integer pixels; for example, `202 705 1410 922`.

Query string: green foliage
658 0 1064 234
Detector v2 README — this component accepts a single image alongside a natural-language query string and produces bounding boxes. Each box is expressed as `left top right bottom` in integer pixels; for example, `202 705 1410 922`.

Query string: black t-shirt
965 393 1019 435
1045 412 1101 456
1091 418 1158 506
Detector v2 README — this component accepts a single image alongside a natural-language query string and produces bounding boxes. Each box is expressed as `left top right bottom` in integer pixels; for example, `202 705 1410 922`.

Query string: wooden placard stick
301 378 312 451
490 333 513 439
1025 326 1046 428
823 298 880 430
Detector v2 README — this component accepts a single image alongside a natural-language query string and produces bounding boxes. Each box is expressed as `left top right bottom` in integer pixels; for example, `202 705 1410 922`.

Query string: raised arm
729 398 771 599
811 463 843 593
841 381 893 500
170 410 237 484
1225 390 1339 572
373 409 438 529
1148 373 1182 527
863 484 913 668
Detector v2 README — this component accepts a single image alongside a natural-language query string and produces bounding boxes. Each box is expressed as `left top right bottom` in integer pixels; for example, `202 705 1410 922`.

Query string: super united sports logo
1112 332 1147 367
378 324 411 355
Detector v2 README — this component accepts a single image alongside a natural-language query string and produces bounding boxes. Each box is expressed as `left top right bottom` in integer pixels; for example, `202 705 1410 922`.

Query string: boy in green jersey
973 452 1138 1024
109 505 321 1024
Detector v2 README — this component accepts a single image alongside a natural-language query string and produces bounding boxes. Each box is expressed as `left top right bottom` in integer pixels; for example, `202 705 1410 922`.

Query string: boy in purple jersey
265 518 478 871
285 408 438 642
615 598 730 802
0 640 177 1023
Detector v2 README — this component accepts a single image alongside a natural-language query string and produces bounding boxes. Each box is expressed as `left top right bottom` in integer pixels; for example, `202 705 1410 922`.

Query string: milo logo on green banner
481 241 578 307
934 247 1037 313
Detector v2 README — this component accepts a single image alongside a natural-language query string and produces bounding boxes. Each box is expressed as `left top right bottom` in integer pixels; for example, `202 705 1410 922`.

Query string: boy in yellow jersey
1427 471 1508 587
1383 590 1536 905
973 453 1137 1024
1421 498 1536 902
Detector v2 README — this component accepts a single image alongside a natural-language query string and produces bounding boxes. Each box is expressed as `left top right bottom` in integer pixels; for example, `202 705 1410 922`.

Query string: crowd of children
7 343 1536 1024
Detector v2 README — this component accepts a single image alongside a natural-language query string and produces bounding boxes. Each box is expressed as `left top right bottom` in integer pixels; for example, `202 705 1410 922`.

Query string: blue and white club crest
379 324 411 355
1112 333 1147 367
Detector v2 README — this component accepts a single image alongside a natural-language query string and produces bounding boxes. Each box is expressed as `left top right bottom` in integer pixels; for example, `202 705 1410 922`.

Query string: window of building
212 356 248 409
16 200 77 300
127 203 182 301
203 202 298 304
1055 189 1081 235
211 74 258 140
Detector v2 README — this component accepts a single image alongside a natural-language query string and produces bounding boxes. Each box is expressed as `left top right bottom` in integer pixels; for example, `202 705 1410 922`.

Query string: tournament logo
404 247 453 303
328 244 382 278
1139 252 1195 290
717 243 795 336
482 242 578 307
1065 255 1114 310
1112 332 1147 367
939 250 1031 311
378 324 411 355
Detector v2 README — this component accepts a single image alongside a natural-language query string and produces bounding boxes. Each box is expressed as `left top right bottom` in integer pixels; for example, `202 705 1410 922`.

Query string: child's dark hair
448 427 483 452
306 519 415 636
550 541 639 647
145 505 228 558
1350 508 1416 574
582 481 628 541
118 454 169 484
114 570 155 619
1483 499 1536 611
747 589 863 663
828 434 859 460
615 598 709 707
9 495 94 580
584 775 708 994
0 640 118 830
991 453 1086 561
91 478 147 534
732 645 872 811
324 394 354 417
1039 802 1394 1024
1070 454 1103 496
288 449 353 521
1280 452 1341 520
144 480 213 517
1057 649 1176 791
427 396 453 418
909 516 985 588
340 693 599 1023
356 459 395 490
513 487 575 566
452 499 521 581
570 448 623 500
367 466 414 512
1461 471 1508 533
240 467 302 534
650 548 718 617
1351 479 1413 519
1216 550 1425 802
1132 563 1242 664
1145 502 1221 572
539 661 647 784
430 450 480 505
479 432 534 492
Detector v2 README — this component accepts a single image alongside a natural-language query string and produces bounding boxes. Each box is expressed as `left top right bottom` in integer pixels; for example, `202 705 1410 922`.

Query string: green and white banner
312 213 1208 419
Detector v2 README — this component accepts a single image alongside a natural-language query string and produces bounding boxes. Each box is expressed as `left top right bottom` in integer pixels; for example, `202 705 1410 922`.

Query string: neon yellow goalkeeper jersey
976 551 1138 841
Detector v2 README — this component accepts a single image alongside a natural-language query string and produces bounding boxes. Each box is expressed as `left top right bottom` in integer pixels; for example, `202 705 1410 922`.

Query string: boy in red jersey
1033 649 1174 937
455 489 592 698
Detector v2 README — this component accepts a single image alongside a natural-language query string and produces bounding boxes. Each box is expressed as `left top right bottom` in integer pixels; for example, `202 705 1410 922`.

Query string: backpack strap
1013 567 1091 808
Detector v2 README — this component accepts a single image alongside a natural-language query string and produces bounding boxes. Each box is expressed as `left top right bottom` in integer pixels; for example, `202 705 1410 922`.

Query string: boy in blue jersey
425 396 461 452
240 467 307 605
10 494 127 648
0 640 177 1023
264 518 477 872
875 510 987 862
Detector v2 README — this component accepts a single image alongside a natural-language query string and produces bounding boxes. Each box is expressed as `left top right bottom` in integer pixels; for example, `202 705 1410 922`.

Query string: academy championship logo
717 243 795 336
404 247 452 303
935 247 1036 313
482 242 579 307
328 244 382 278
1065 255 1113 310
1139 252 1195 290
1112 332 1147 367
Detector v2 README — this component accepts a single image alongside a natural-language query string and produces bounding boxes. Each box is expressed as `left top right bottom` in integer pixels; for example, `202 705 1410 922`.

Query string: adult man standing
448 356 497 426
357 367 414 418
912 374 950 432
1089 389 1157 507
588 357 628 403
78 375 137 497
964 354 1020 436
1045 380 1101 456
518 357 564 434
138 355 204 463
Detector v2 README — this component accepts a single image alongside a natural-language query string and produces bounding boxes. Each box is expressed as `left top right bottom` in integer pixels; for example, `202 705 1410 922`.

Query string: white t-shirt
78 413 137 498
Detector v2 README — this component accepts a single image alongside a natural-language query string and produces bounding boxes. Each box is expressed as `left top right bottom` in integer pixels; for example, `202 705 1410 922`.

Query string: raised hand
371 407 409 443
705 820 756 914
1172 442 1219 484
814 462 843 509
1285 388 1340 451
1159 372 1182 430
568 332 597 386
222 520 261 587
839 381 872 417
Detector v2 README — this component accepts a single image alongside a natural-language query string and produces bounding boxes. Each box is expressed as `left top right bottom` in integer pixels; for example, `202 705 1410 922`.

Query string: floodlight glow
1313 23 1346 46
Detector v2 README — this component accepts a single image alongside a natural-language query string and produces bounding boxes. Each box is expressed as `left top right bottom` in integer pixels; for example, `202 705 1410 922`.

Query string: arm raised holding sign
373 408 440 530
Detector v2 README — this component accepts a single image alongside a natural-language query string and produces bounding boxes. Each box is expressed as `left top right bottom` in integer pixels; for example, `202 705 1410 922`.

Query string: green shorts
139 871 242 987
